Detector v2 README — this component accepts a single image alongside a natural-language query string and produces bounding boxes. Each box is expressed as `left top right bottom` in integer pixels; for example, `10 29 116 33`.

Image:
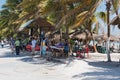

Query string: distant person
1 40 4 48
31 37 37 56
64 40 69 57
85 44 89 58
41 37 46 57
19 39 23 51
15 39 20 55
74 43 79 52
10 38 15 54
22 38 28 51
40 31 45 45
112 44 115 52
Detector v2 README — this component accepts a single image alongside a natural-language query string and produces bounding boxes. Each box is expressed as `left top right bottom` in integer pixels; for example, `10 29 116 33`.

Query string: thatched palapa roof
18 17 55 32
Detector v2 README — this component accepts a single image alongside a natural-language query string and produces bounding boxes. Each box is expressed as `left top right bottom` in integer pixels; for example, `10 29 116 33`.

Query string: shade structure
110 15 120 25
31 17 55 31
18 17 55 32
93 34 107 41
93 34 119 41
110 15 120 29
18 19 34 31
70 30 92 41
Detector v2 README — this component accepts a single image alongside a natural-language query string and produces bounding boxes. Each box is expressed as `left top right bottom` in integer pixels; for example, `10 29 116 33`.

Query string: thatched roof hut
18 17 55 32
93 34 119 42
110 14 120 29
110 15 120 25
31 17 55 31
69 30 92 43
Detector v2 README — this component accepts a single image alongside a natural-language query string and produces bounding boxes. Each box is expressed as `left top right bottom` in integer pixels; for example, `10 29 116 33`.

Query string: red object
85 46 89 58
77 50 84 58
26 45 40 51
26 45 32 51
35 45 40 51
85 47 89 53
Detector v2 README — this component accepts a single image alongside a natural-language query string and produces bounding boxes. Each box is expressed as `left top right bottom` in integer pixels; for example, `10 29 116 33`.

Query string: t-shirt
1 40 4 45
15 40 20 46
64 43 69 51
31 40 37 48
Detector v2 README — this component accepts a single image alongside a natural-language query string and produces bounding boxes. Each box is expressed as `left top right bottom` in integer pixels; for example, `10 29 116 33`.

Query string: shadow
83 59 120 68
0 45 32 58
18 55 78 68
65 57 77 67
0 48 65 67
0 46 77 67
18 56 67 67
0 44 11 49
0 51 31 58
72 60 120 80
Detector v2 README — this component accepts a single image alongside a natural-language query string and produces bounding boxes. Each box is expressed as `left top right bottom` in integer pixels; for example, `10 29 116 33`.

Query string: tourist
85 44 89 58
10 38 15 54
15 38 20 55
31 37 37 56
41 37 46 57
1 40 4 48
64 39 69 57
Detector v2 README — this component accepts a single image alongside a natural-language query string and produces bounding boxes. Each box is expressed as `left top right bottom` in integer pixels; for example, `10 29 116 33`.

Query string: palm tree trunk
66 26 69 40
106 1 111 62
60 28 62 40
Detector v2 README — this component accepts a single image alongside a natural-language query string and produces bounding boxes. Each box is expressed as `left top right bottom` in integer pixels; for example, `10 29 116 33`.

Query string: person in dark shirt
64 39 69 57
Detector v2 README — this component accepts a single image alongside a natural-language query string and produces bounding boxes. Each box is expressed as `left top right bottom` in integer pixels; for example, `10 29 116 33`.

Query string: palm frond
70 0 101 29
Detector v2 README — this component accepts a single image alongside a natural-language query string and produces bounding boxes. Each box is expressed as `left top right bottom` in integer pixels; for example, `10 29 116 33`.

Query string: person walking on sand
10 37 15 54
64 39 69 57
85 44 89 58
31 37 37 56
41 37 46 58
1 40 4 48
15 39 20 55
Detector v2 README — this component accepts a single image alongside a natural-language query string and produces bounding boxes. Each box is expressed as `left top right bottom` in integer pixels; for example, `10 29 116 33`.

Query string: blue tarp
18 19 34 31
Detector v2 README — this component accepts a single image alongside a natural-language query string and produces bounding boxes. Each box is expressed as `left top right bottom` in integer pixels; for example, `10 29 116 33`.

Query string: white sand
0 45 120 80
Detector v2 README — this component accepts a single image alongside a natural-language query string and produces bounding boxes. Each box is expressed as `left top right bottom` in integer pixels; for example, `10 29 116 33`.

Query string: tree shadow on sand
0 46 76 67
72 60 120 80
19 56 65 67
0 51 32 58
18 56 76 67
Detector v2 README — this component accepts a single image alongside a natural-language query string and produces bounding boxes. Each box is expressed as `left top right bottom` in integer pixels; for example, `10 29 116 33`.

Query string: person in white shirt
31 37 37 56
1 40 4 48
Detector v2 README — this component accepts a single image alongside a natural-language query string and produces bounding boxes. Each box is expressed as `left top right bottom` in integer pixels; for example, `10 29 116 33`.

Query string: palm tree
55 0 101 28
110 0 120 29
96 0 120 62
17 0 42 20
0 0 22 37
12 0 101 38
40 0 101 39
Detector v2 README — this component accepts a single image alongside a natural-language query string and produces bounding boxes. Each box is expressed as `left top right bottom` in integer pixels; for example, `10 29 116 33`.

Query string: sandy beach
0 45 120 80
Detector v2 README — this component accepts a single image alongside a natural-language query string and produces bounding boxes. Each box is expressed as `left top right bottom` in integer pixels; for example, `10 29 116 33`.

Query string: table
49 46 64 57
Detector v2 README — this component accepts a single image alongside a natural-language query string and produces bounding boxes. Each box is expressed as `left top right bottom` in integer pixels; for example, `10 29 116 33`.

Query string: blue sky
0 0 6 10
96 1 120 36
0 0 120 35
